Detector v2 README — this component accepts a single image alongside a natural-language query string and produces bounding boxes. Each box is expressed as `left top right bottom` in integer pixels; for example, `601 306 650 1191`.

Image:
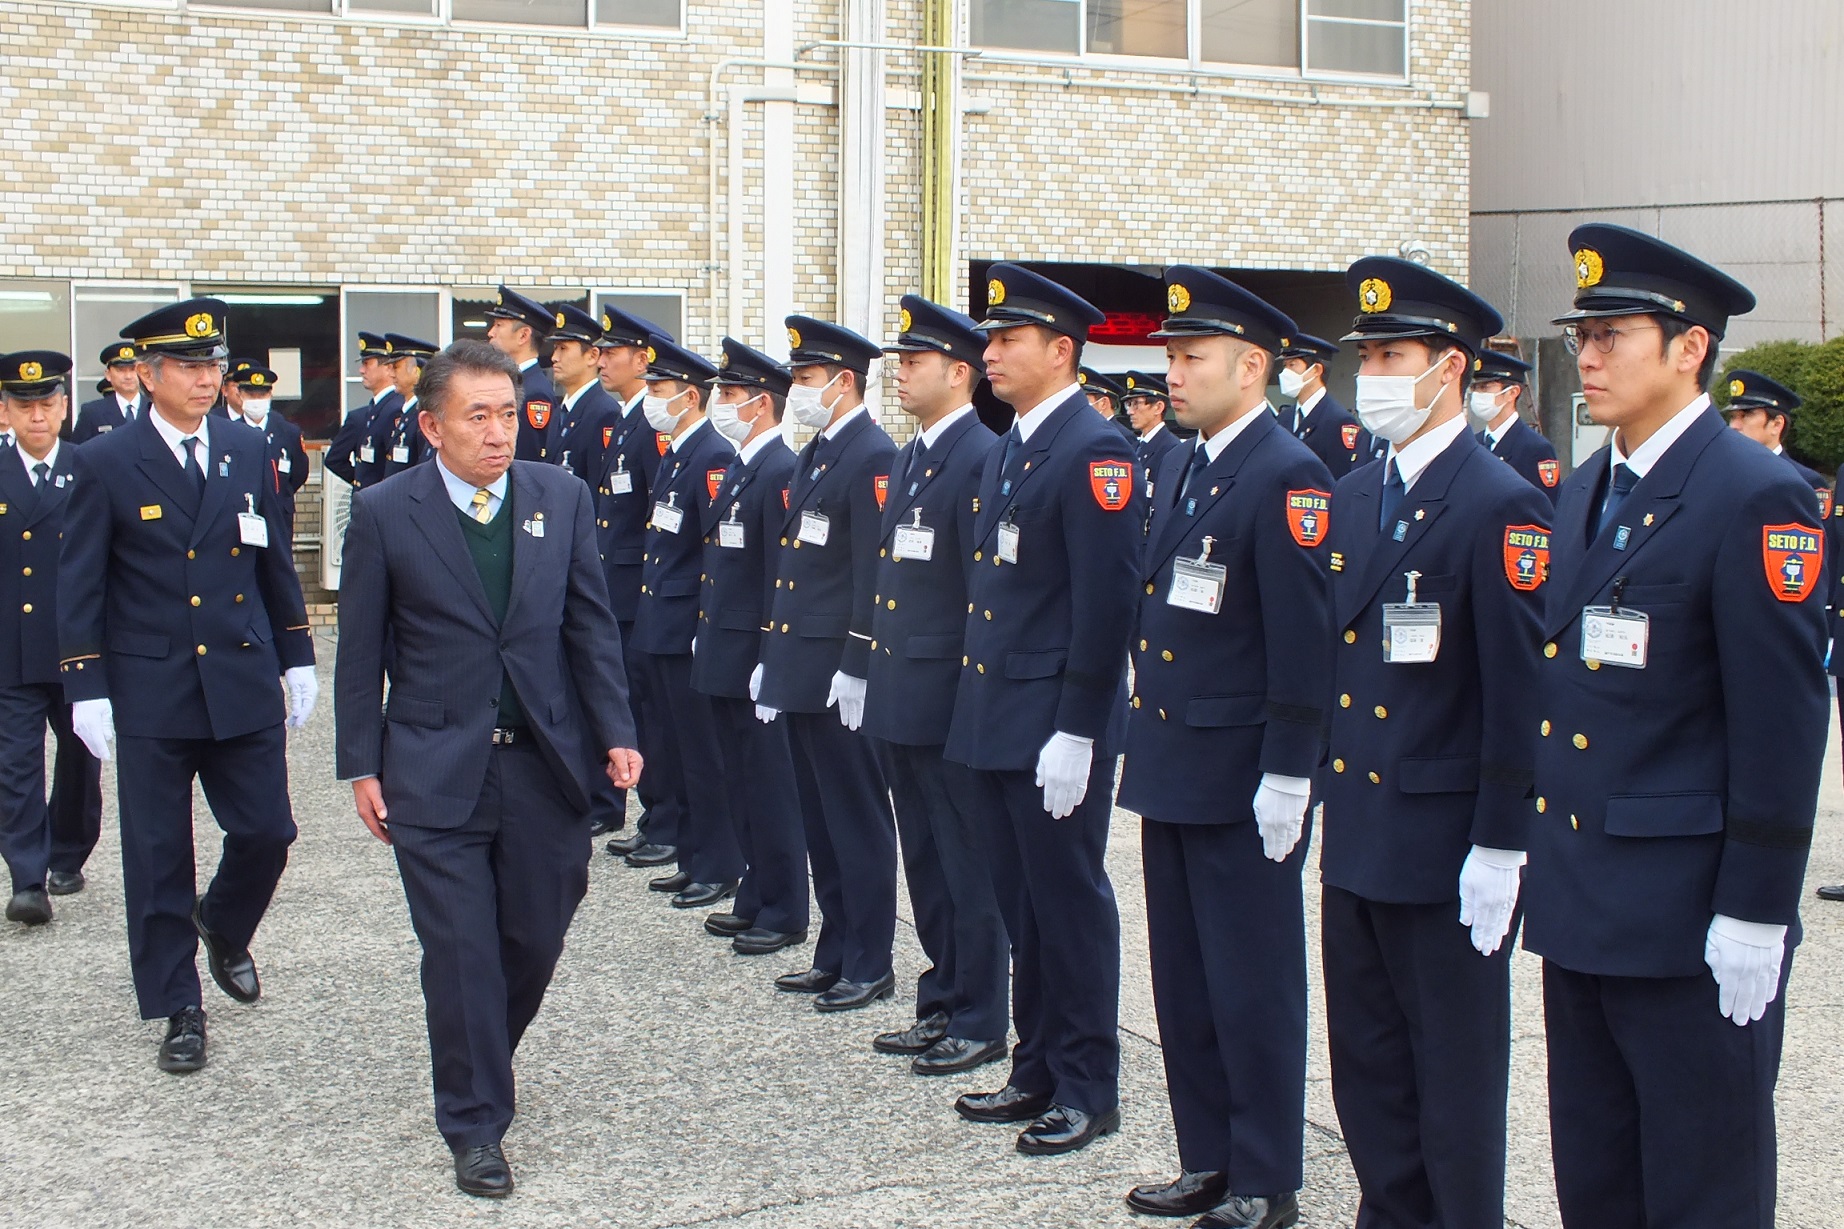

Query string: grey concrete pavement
2 637 1841 1226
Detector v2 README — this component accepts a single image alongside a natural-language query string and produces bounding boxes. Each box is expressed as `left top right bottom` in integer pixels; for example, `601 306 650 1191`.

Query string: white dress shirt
1386 413 1469 494
149 410 215 478
918 404 975 450
1610 393 1710 480
1013 382 1083 443
434 456 508 520
16 439 61 481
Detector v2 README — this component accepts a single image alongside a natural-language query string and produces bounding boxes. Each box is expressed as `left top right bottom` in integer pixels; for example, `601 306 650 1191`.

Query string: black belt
490 727 530 746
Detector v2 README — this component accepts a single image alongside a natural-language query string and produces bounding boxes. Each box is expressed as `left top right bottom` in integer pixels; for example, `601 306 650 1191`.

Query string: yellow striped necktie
470 488 492 524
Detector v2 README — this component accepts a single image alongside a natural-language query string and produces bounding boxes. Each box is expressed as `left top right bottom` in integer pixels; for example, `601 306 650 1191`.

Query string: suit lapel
0 451 36 523
408 462 496 625
1146 410 1277 575
975 395 1084 546
133 411 200 520
503 464 547 628
883 413 979 542
189 416 235 548
1339 429 1474 625
784 411 871 530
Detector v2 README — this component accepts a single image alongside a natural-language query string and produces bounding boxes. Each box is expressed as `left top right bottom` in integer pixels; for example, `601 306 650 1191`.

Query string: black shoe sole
5 905 52 926
455 1179 514 1199
954 1099 1052 1125
1123 1192 1228 1218
1015 1109 1121 1155
912 1043 1008 1076
45 876 85 897
814 980 896 1013
733 931 808 955
671 884 738 909
157 1052 207 1074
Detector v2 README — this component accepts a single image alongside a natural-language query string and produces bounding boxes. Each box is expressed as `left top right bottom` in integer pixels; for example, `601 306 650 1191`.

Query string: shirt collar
1197 402 1270 462
561 380 594 411
517 357 538 373
918 404 974 450
1297 386 1327 417
1014 382 1081 443
117 391 138 413
1610 393 1710 479
149 408 211 464
669 416 709 453
1138 420 1166 444
822 403 869 441
16 439 60 475
739 428 780 464
435 455 508 505
1386 414 1469 492
622 388 647 416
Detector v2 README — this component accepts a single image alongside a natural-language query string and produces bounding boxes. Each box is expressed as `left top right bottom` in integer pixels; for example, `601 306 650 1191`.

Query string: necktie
1378 458 1405 531
999 427 1022 475
1596 462 1637 539
470 488 493 524
182 436 205 495
1176 443 1209 505
906 438 929 482
32 462 49 489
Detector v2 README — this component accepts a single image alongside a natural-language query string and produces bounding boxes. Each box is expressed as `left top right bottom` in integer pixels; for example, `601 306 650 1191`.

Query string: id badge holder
893 508 935 561
391 445 409 464
358 444 375 464
996 513 1020 565
799 509 831 546
1380 570 1440 663
609 456 634 495
1581 579 1648 669
277 453 292 473
652 492 684 535
1167 535 1227 614
237 495 269 548
718 504 745 549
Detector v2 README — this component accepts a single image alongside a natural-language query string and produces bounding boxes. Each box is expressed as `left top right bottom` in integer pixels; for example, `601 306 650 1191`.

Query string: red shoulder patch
781 487 790 510
656 431 671 456
1340 423 1359 451
1537 458 1560 488
1504 524 1549 591
706 468 726 501
524 400 551 431
1089 460 1132 511
874 474 889 509
602 425 614 449
1286 489 1331 547
1763 523 1823 602
1819 488 1833 520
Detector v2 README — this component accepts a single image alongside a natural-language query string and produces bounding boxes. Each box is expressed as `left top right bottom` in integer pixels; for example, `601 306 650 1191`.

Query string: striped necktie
470 488 492 524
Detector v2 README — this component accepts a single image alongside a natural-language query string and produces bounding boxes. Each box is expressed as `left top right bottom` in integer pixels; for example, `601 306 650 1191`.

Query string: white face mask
786 371 846 429
1354 355 1450 447
242 398 271 422
643 388 690 433
1466 389 1505 432
710 393 761 444
1277 366 1307 399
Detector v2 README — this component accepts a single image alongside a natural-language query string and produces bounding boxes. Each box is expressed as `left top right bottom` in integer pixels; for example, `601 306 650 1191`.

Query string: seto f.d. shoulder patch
1763 523 1823 602
706 468 726 501
1286 489 1331 547
874 474 889 509
1089 460 1132 511
1504 524 1550 591
1340 423 1359 451
1537 459 1560 488
525 400 551 431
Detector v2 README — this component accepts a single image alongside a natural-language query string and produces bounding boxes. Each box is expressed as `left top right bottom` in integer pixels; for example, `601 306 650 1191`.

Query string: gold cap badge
251 373 266 386
19 361 43 381
1125 375 1138 390
601 312 613 331
645 346 657 364
1730 378 1745 398
117 346 135 361
555 311 567 329
1168 284 1191 314
987 279 1006 307
899 307 913 333
185 312 214 338
787 326 802 349
1078 371 1088 385
1574 248 1604 289
1359 279 1392 313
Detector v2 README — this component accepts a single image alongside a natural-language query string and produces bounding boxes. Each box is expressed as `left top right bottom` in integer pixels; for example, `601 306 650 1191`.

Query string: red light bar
1090 312 1163 343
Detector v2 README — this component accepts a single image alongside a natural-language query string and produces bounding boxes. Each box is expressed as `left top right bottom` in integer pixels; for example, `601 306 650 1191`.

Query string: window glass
970 0 1080 54
1200 0 1299 67
452 0 588 27
594 0 678 28
1086 0 1185 59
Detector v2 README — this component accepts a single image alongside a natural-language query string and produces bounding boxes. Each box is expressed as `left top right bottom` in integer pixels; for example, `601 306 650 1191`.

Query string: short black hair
418 339 521 417
764 389 787 423
1657 315 1722 388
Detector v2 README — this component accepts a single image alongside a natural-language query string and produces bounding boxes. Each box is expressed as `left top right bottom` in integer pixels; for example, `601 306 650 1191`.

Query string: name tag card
1381 603 1441 662
609 470 634 495
798 510 830 546
1581 606 1648 668
238 496 269 548
1167 535 1226 614
391 445 409 464
718 507 745 549
652 497 684 535
996 521 1020 565
358 445 375 464
893 509 934 561
278 454 292 473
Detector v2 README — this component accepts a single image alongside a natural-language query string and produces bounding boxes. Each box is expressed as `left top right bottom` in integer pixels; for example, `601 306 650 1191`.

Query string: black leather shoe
734 927 807 955
157 1006 208 1074
672 880 738 909
774 966 840 993
873 1010 950 1055
192 897 259 1003
625 843 677 867
5 887 51 926
452 1142 514 1198
587 814 623 837
815 971 895 1012
954 1084 1053 1124
1817 883 1844 902
913 1036 1007 1075
46 870 85 897
648 870 692 893
1016 1104 1121 1155
1192 1192 1299 1229
1126 1171 1229 1217
605 832 647 857
704 911 755 937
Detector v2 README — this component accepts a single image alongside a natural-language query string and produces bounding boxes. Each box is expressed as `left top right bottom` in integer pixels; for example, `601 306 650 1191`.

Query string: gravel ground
3 634 1841 1227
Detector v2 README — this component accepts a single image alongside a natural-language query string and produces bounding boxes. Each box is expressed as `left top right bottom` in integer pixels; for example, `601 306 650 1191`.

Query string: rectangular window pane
1201 0 1300 68
592 291 683 343
74 283 177 388
342 289 441 429
200 285 342 439
594 0 678 28
191 0 331 12
1086 0 1185 59
453 0 588 27
0 280 74 358
350 0 438 14
1309 0 1403 21
1307 16 1405 76
970 0 1079 54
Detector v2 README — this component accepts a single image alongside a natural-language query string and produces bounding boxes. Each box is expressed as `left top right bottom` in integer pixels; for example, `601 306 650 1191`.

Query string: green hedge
1715 337 1844 477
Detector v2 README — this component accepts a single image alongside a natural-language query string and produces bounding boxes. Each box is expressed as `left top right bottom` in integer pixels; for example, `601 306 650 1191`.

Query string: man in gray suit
334 341 642 1198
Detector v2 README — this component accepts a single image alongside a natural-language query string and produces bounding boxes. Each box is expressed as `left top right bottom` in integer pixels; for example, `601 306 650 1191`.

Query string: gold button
968 603 974 613
190 596 201 607
974 551 983 562
1374 705 1387 719
792 541 801 549
780 536 788 546
984 610 993 620
1368 771 1381 784
187 550 196 559
994 557 1002 566
230 547 239 556
196 645 207 656
1573 733 1588 749
781 623 789 632
20 567 29 577
1146 583 1156 595
1339 694 1350 707
1585 660 1601 670
870 640 878 650
1543 642 1557 658
879 548 886 557
1536 797 1547 813
21 603 31 614
234 594 242 603
1131 696 1141 709
962 655 969 666
1540 720 1551 736
1571 815 1580 830
1332 759 1345 773
1158 650 1172 662
1158 708 1167 720
1139 639 1148 651
1344 630 1357 644
20 531 29 541
976 663 985 673
887 599 896 610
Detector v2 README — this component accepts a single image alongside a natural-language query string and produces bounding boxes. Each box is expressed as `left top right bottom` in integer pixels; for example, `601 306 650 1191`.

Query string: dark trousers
1543 959 1788 1229
711 695 809 934
116 727 295 1020
0 683 101 893
883 740 1007 1042
784 710 896 983
637 651 742 885
1145 816 1308 1193
1321 886 1510 1229
629 631 680 849
586 619 655 833
390 744 590 1150
960 757 1121 1115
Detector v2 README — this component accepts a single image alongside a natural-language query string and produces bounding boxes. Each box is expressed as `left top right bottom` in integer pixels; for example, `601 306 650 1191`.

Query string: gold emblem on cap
18 361 43 381
185 312 214 338
1125 375 1137 390
555 311 567 329
1078 372 1088 385
987 279 1006 307
1280 337 1291 349
723 350 735 368
601 312 613 330
899 307 913 333
1168 284 1191 314
646 346 657 364
251 373 266 385
117 346 135 361
787 326 802 349
1359 279 1392 313
1574 248 1605 289
1730 378 1745 398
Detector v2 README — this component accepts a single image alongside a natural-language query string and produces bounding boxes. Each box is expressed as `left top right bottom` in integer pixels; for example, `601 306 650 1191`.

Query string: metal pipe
963 68 1464 110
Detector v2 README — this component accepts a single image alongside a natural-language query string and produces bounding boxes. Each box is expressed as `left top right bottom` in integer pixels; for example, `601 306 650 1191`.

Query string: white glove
748 662 764 702
72 698 116 762
1034 732 1094 819
1251 773 1312 862
1705 914 1787 1026
754 703 780 723
284 665 319 729
827 671 867 731
690 637 697 658
1457 845 1527 955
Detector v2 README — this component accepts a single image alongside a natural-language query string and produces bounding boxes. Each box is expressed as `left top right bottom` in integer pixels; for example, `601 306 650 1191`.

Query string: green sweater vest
455 495 525 728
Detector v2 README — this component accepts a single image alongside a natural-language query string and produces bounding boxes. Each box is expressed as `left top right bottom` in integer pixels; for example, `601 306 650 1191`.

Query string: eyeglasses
1561 322 1660 356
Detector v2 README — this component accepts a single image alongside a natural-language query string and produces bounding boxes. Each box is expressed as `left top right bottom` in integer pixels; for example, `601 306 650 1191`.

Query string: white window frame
589 287 688 344
71 280 189 383
1300 0 1409 82
87 0 687 39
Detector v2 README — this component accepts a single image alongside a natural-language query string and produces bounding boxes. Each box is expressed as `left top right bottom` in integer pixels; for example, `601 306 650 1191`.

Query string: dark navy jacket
1134 425 1182 499
556 382 618 478
72 394 143 445
326 389 403 489
1523 409 1827 977
0 445 79 687
756 410 898 714
1483 417 1560 504
379 396 430 481
590 400 666 625
944 392 1140 771
862 411 996 747
631 420 735 656
246 413 310 528
691 436 797 701
1828 462 1844 678
56 410 313 740
1117 410 1333 823
1319 426 1551 904
513 361 560 464
1283 391 1363 479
